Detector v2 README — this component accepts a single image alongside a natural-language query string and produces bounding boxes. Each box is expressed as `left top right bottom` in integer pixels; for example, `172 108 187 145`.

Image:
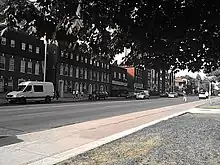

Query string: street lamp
41 34 47 82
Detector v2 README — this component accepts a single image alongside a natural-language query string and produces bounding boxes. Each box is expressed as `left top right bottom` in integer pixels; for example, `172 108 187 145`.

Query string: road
0 96 199 136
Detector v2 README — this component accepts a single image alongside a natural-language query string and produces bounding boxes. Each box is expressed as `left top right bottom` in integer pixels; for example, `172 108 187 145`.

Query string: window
61 51 64 57
20 59 25 73
36 47 40 54
93 71 96 81
76 55 79 61
76 67 79 78
101 72 104 82
8 78 13 91
93 60 96 66
70 66 73 77
1 37 6 45
114 72 117 78
70 53 73 59
65 52 69 58
0 54 6 70
119 73 121 79
64 64 68 76
97 72 99 81
81 56 84 62
64 80 68 93
123 73 126 80
35 62 40 75
0 77 4 92
104 73 107 82
107 74 109 83
104 64 106 69
21 43 26 50
97 61 100 67
9 57 15 71
85 58 88 63
10 40 15 48
80 68 84 79
24 85 32 92
60 63 64 75
84 69 87 79
27 61 32 74
34 85 43 92
90 59 93 65
90 70 92 80
107 64 109 69
101 63 104 68
29 45 33 52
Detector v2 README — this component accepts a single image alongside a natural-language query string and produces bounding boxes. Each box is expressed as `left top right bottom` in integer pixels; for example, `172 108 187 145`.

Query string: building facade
124 66 144 91
110 65 128 96
47 43 111 98
0 31 44 93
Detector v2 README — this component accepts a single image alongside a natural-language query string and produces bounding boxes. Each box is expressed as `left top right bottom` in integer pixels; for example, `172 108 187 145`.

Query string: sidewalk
0 98 216 165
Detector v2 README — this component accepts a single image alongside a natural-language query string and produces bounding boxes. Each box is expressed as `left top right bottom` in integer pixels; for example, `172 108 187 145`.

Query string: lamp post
42 34 47 82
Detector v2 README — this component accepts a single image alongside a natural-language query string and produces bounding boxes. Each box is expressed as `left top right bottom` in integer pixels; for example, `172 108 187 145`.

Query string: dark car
89 91 108 100
160 92 168 97
126 91 136 99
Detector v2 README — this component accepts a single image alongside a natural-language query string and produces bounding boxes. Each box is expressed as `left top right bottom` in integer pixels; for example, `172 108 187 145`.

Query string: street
0 96 199 136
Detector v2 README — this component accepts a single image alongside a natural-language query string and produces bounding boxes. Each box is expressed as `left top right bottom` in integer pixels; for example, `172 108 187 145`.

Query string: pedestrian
205 91 209 100
183 90 187 102
56 91 59 100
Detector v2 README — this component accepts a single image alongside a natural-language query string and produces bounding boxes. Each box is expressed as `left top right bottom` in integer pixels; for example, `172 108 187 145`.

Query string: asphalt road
0 96 199 136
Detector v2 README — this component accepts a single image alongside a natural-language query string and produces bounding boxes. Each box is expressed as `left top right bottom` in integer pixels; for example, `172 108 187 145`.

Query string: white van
6 81 54 104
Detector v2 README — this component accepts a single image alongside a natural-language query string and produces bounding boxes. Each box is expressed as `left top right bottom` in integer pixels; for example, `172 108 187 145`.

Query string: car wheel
19 97 26 104
45 96 51 103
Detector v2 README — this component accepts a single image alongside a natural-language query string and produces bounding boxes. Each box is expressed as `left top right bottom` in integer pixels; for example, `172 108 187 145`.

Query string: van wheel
45 96 51 103
19 98 26 104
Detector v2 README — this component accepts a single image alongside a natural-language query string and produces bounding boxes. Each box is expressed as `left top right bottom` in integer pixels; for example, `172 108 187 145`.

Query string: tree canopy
1 0 220 71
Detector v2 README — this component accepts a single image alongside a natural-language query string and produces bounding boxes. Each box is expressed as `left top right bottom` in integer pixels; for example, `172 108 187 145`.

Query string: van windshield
15 85 26 91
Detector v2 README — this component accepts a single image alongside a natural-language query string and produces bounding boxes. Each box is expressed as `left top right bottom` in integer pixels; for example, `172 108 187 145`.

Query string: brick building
47 43 111 98
123 66 144 91
0 30 44 93
110 65 128 96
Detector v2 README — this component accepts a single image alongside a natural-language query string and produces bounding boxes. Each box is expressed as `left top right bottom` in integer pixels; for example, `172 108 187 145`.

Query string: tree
1 0 220 71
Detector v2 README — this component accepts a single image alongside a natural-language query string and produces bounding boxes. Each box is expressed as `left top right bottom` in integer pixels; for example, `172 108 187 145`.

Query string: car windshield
15 85 26 91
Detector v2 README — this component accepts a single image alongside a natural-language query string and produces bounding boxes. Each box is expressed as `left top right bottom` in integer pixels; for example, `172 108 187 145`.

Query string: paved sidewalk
0 98 216 165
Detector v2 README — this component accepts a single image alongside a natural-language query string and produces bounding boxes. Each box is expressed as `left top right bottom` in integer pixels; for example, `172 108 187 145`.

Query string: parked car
168 92 178 98
136 91 150 100
198 91 207 99
6 81 54 104
89 91 108 100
